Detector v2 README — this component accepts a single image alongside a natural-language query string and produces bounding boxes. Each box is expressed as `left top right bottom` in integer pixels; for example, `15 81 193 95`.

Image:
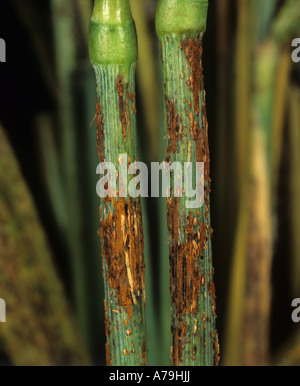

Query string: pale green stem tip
89 0 137 66
156 0 208 37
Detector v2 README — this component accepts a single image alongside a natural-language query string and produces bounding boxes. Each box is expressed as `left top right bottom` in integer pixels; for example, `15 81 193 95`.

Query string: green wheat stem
89 0 147 366
156 0 219 366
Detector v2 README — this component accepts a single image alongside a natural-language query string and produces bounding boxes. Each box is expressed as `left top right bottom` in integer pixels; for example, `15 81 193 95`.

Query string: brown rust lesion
208 280 217 318
188 98 211 220
96 101 104 162
167 208 207 319
163 34 218 366
104 300 112 366
213 331 220 366
184 36 211 220
181 37 203 115
129 89 135 102
125 94 132 138
166 99 180 154
167 199 210 364
117 73 129 142
129 88 136 115
100 198 145 321
172 321 188 366
207 243 220 364
208 278 220 364
201 102 211 220
117 73 135 141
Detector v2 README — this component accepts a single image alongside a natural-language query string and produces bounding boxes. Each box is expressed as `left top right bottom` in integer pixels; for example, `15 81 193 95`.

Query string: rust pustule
182 37 203 115
129 89 135 102
167 202 209 365
167 197 180 245
166 99 179 154
126 96 131 138
188 103 211 220
96 102 104 162
100 198 145 320
213 332 220 366
208 280 217 318
184 37 212 219
201 102 211 219
105 341 111 365
117 74 128 142
172 321 188 365
208 280 219 365
168 235 202 317
199 222 207 251
161 32 217 367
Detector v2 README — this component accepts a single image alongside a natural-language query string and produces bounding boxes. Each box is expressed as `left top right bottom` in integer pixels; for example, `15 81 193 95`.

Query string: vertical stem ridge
89 0 147 365
95 64 147 366
156 0 219 366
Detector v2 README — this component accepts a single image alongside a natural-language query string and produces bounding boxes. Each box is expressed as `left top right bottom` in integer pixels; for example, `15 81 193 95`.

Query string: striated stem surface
89 0 147 366
156 0 219 366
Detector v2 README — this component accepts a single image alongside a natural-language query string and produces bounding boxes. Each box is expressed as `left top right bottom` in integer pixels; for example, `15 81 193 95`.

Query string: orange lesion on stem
100 198 146 321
